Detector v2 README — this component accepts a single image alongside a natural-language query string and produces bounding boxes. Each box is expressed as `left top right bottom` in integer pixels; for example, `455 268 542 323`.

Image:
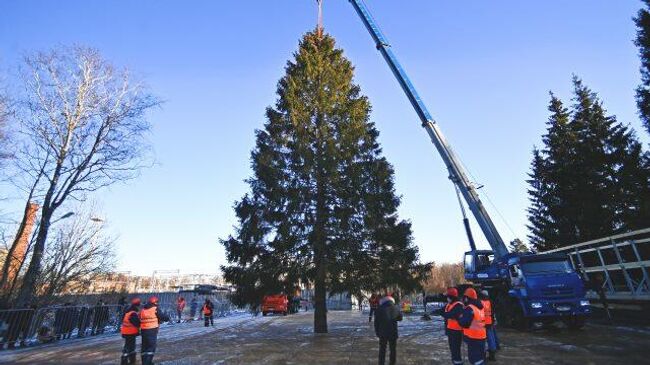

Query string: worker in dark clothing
480 290 498 361
374 294 402 365
190 296 198 320
139 296 170 365
121 298 141 365
458 288 486 365
202 299 214 327
369 293 379 323
435 287 464 365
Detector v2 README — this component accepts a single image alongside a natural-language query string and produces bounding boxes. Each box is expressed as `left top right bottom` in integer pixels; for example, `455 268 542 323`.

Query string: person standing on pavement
202 299 214 327
369 293 379 323
374 293 402 365
459 288 486 365
480 290 498 361
189 296 198 320
139 296 170 365
437 287 464 365
176 296 186 323
120 298 141 365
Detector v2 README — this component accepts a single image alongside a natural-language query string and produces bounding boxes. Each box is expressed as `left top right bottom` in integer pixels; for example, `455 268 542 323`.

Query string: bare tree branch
11 46 159 306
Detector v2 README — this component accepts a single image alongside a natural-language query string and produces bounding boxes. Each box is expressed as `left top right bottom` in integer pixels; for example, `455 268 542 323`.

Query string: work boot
141 354 154 365
488 350 496 361
120 354 129 365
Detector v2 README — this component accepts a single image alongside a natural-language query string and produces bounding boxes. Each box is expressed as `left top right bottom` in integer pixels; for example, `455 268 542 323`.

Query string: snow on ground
0 310 648 364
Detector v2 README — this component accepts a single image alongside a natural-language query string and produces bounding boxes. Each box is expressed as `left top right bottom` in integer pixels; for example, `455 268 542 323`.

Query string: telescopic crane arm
348 0 509 258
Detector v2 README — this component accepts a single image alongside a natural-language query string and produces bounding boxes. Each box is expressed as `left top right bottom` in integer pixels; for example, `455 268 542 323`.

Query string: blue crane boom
348 0 509 258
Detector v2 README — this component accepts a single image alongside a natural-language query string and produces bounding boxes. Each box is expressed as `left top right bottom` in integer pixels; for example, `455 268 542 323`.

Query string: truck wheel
262 312 268 316
492 288 512 327
513 306 531 331
283 311 288 316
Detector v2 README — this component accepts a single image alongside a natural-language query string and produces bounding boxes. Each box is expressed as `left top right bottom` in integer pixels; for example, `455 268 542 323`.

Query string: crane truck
348 0 591 329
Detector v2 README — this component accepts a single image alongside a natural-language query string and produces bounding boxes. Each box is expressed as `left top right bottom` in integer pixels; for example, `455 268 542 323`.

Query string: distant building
72 271 226 294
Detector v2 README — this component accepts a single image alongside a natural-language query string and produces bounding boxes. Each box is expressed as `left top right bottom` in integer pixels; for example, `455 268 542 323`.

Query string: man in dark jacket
374 294 402 365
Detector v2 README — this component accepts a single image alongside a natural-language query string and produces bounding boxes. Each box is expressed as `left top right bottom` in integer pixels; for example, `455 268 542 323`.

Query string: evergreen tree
508 239 531 253
635 0 650 135
528 77 650 250
568 78 618 240
221 31 424 333
527 93 578 250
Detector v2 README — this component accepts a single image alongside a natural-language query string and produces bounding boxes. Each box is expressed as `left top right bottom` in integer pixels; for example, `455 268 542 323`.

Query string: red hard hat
131 297 141 306
148 296 159 304
446 287 458 297
464 288 478 300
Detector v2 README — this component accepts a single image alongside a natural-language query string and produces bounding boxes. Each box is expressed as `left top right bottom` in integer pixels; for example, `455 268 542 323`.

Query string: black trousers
121 335 137 364
141 328 158 365
204 314 213 327
447 329 463 364
378 337 396 365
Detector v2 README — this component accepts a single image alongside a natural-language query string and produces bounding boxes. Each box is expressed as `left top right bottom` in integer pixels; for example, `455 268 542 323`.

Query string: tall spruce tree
528 78 650 250
221 31 425 333
527 93 578 250
635 0 650 135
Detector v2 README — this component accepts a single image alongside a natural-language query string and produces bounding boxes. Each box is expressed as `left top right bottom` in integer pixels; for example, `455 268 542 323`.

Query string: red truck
261 294 288 316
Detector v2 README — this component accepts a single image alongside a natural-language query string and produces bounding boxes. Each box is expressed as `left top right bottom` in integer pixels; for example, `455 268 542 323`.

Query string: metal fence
0 291 237 350
543 227 650 302
0 304 121 349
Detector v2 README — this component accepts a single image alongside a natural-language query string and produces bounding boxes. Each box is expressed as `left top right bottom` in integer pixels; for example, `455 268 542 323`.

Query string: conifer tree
635 0 650 135
528 77 650 250
221 31 424 333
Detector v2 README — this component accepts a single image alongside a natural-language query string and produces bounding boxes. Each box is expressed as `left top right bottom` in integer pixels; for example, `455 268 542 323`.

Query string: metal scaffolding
543 228 650 302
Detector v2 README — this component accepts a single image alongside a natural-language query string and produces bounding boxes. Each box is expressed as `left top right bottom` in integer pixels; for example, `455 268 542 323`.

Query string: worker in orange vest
139 296 170 365
439 287 464 365
458 288 486 365
120 298 141 365
202 298 214 327
480 290 498 361
176 296 186 323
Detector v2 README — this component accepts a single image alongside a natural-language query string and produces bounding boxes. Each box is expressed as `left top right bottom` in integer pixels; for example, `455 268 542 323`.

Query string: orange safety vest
463 304 486 340
481 299 493 326
203 304 212 316
139 307 159 330
445 301 463 331
121 310 139 335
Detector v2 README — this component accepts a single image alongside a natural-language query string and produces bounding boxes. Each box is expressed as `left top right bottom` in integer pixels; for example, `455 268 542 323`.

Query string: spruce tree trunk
313 158 328 333
313 252 327 333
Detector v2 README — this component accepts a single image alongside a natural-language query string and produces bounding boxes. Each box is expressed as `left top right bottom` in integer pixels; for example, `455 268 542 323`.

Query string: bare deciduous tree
36 208 116 305
13 46 159 306
421 262 466 294
0 91 9 161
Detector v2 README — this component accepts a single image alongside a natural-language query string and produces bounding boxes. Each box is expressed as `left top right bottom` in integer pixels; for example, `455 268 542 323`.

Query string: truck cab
261 294 288 316
464 250 591 328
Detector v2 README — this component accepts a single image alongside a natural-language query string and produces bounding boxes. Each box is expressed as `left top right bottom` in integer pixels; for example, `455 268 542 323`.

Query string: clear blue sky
1 1 647 275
